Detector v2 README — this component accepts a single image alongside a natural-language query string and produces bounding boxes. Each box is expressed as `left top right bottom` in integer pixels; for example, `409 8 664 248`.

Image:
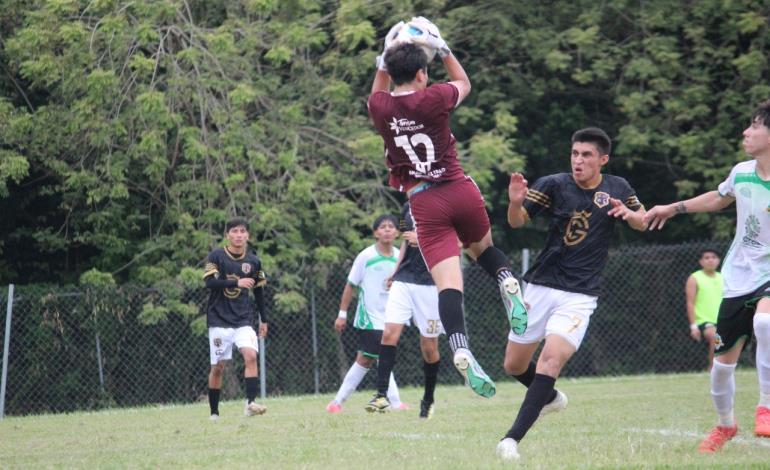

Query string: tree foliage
2 0 770 310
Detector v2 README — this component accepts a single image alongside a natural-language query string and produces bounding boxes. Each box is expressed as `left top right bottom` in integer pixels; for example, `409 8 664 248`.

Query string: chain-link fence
1 240 746 416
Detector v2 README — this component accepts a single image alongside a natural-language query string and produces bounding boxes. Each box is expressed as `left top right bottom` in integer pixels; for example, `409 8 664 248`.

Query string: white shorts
507 283 597 350
385 281 444 338
208 326 258 365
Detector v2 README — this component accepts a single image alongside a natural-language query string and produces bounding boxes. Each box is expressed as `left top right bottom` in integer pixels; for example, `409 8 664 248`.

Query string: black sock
476 247 514 286
376 345 397 396
512 362 557 403
245 377 258 403
423 360 440 403
513 362 536 387
505 374 556 442
438 289 468 353
208 388 221 415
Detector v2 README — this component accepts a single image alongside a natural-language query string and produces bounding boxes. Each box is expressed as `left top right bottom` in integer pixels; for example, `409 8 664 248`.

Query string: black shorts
357 329 383 359
715 281 770 355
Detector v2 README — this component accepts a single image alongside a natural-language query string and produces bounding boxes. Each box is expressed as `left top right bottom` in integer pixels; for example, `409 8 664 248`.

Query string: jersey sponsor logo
742 214 763 248
241 263 252 274
389 117 424 135
564 210 591 246
593 192 610 209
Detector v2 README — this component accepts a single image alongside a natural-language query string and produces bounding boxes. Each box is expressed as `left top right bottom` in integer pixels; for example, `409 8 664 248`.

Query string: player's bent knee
754 312 770 338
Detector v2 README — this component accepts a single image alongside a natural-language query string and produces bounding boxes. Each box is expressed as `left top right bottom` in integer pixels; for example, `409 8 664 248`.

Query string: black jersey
393 202 434 286
203 247 267 328
523 173 642 296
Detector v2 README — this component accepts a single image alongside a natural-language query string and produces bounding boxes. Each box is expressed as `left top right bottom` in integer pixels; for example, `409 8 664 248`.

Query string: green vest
692 270 723 325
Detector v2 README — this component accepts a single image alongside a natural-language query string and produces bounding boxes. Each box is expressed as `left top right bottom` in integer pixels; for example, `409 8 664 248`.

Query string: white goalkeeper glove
409 16 451 59
376 20 405 71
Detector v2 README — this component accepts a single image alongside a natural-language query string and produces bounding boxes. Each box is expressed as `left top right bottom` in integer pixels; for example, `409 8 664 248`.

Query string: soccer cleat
244 401 267 417
540 389 568 417
209 414 220 421
453 349 496 398
496 437 520 461
698 424 738 453
365 394 391 413
326 400 342 414
501 277 528 335
755 406 770 437
419 400 434 419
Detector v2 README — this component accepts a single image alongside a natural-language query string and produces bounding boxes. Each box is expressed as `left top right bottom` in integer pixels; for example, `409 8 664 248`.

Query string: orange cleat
326 400 342 414
698 424 738 453
755 406 770 437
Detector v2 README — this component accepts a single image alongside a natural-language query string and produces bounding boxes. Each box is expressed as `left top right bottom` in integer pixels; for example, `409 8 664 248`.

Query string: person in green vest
685 249 723 371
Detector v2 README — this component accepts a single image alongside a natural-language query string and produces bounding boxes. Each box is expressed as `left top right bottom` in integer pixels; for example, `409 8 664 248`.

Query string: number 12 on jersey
394 133 435 174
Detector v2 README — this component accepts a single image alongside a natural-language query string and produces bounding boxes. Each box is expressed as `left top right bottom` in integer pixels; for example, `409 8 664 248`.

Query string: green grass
2 370 769 469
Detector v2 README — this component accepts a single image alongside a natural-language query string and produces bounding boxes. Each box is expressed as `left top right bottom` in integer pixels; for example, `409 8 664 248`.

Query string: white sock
386 372 402 407
754 312 770 408
334 362 369 404
711 360 737 427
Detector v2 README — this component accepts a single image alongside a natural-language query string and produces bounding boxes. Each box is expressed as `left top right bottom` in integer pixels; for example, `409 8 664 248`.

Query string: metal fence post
311 283 320 395
1 284 14 420
521 248 530 289
259 337 266 399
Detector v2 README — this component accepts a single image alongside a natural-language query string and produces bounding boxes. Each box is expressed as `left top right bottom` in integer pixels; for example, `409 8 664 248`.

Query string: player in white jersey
645 99 770 452
326 215 406 412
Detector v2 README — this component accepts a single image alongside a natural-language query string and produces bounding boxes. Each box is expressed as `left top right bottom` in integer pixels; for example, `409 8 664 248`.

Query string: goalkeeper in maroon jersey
367 18 527 399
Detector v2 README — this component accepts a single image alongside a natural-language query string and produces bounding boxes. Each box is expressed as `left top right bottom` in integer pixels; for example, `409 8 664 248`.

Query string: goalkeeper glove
376 20 405 71
409 16 451 58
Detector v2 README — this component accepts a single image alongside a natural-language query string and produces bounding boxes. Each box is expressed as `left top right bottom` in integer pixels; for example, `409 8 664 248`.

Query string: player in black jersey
496 128 647 460
365 202 443 418
203 217 269 420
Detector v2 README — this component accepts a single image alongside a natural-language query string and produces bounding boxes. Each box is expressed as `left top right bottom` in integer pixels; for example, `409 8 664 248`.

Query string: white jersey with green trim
717 160 770 297
347 244 399 330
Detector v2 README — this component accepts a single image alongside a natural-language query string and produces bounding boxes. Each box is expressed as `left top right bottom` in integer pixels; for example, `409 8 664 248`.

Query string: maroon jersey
368 83 466 192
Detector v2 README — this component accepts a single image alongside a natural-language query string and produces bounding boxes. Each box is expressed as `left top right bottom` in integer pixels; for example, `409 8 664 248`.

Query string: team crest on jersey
213 338 222 348
241 263 252 274
593 192 610 209
714 333 724 350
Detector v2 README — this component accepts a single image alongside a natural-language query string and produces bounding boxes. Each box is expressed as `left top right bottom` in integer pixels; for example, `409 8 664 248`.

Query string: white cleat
496 437 520 461
540 389 567 417
209 414 220 421
244 401 267 416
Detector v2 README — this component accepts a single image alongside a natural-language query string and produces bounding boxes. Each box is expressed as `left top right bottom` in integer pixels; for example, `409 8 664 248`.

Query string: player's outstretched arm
608 199 647 231
507 173 529 228
643 191 734 230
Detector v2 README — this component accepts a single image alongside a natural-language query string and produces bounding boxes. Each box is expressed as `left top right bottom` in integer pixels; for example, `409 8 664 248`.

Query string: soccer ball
393 19 438 62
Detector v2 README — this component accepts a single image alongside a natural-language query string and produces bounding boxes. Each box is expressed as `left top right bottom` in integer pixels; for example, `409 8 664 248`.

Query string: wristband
676 201 687 214
690 323 698 330
338 310 348 320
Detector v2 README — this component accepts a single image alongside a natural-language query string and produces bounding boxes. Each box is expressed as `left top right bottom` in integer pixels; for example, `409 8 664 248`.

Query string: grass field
1 370 769 469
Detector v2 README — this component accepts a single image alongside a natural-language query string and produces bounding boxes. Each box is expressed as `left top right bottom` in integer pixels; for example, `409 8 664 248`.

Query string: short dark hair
751 99 770 128
225 217 248 232
699 248 720 259
571 127 612 156
384 42 428 85
372 214 398 231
